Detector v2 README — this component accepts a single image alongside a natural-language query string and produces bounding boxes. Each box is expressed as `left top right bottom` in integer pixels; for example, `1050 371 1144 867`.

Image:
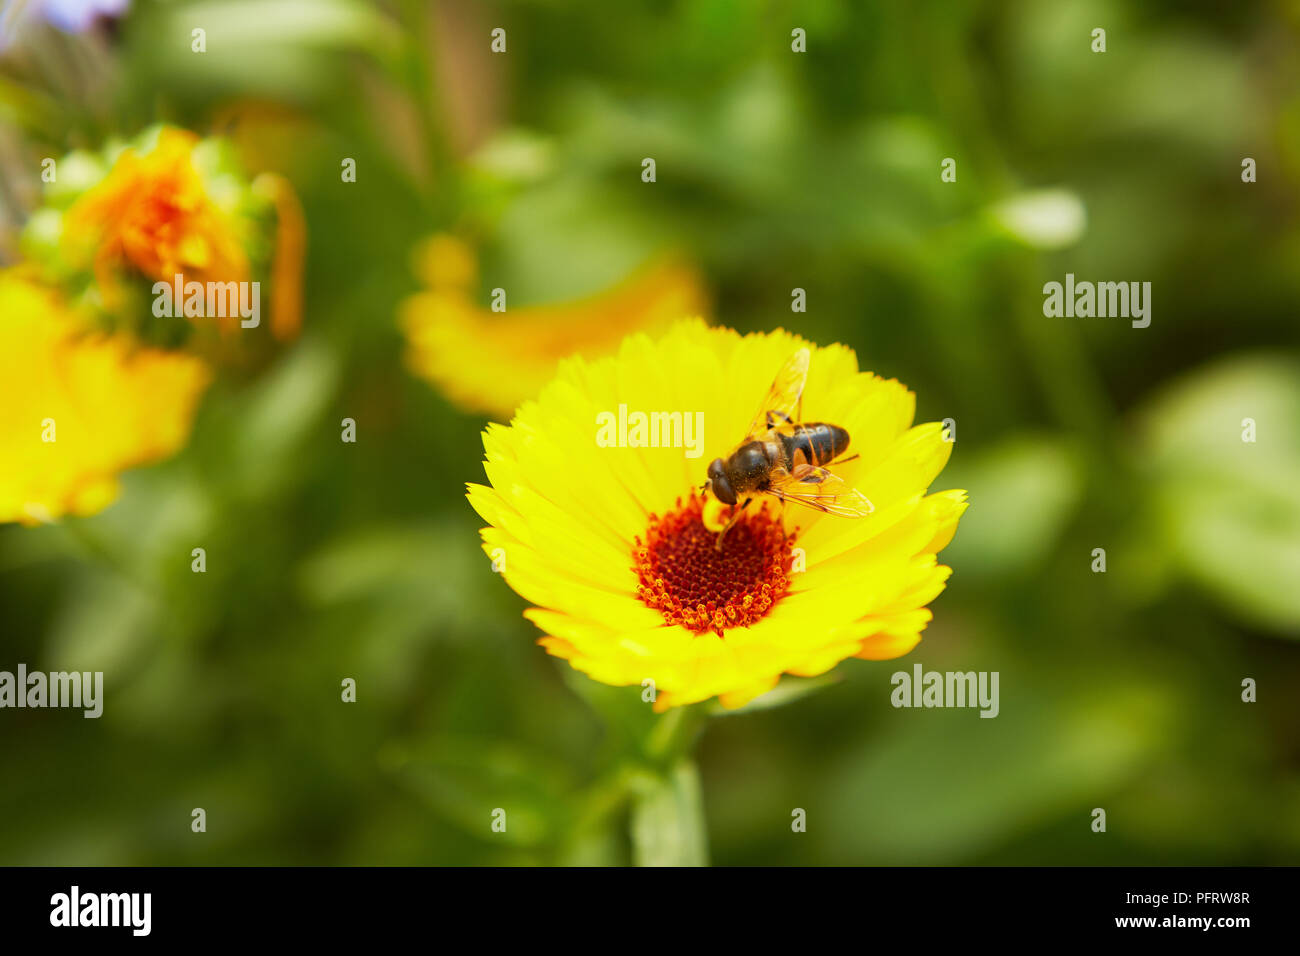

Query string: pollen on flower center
633 492 795 637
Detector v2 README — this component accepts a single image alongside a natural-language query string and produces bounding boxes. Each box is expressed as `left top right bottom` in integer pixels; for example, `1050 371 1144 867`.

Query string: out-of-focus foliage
1 0 1298 865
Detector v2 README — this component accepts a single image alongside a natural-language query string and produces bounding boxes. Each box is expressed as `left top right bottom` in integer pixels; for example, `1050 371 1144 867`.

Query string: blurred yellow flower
468 321 967 711
63 128 250 292
400 236 709 416
0 271 210 526
50 126 305 341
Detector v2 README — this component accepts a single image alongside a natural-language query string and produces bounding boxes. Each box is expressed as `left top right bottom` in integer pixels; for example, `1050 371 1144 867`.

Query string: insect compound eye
705 461 736 505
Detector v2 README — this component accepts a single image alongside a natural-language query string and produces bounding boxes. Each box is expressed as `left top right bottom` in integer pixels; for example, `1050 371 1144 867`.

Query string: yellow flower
47 126 307 341
0 271 210 525
468 321 967 711
400 236 709 416
63 128 250 292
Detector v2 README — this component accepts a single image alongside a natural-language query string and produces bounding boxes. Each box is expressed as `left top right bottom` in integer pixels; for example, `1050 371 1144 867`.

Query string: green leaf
165 0 402 57
938 435 1083 578
380 737 575 849
705 674 842 716
987 189 1087 250
820 684 1174 863
1134 354 1300 636
139 0 403 100
224 340 340 499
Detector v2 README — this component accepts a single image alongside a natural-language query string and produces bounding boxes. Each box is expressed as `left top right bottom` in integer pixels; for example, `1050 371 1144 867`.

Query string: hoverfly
704 347 874 549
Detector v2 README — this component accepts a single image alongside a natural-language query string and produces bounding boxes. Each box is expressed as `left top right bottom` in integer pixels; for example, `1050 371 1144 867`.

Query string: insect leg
714 497 753 551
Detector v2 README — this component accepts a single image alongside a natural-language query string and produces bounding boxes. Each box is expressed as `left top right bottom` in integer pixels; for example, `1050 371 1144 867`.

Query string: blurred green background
2 0 1299 865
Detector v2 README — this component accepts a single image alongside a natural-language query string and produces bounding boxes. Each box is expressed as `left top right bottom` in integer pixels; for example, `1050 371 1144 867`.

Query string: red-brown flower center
633 492 795 637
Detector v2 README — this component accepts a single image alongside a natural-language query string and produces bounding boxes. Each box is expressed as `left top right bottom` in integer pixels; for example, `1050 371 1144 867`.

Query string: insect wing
743 347 810 442
766 464 874 517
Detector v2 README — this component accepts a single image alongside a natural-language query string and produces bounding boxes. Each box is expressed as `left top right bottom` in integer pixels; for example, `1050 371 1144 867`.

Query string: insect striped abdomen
782 423 849 469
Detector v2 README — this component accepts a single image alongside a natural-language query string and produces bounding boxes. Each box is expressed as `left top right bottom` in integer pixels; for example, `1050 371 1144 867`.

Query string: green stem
400 0 458 222
630 759 710 867
56 518 150 592
629 706 711 865
645 703 708 766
